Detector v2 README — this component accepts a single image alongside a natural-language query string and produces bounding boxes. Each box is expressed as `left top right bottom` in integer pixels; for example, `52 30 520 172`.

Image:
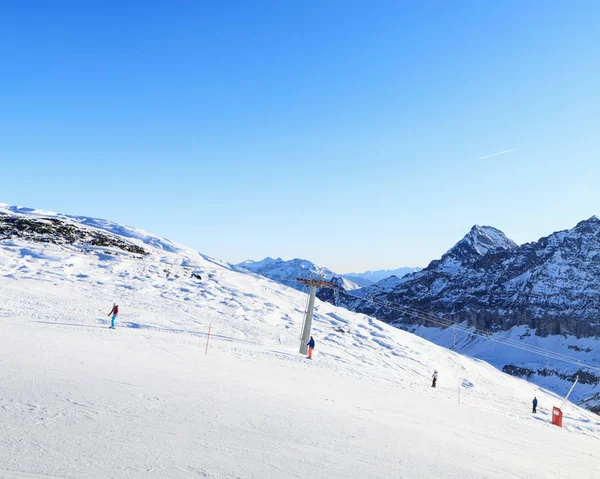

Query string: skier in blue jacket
306 336 315 359
532 397 538 413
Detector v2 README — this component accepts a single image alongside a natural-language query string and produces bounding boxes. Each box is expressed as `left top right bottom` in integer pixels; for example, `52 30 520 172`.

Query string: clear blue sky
2 1 599 273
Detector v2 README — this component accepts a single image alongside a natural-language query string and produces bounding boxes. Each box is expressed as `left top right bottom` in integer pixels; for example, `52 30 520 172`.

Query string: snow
473 225 518 254
1 205 600 478
412 324 600 405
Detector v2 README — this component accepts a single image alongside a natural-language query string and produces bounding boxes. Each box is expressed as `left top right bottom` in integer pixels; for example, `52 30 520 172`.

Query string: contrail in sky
464 148 516 164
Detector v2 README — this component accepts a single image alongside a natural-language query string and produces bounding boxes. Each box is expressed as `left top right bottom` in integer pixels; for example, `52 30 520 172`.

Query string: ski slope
1 204 599 478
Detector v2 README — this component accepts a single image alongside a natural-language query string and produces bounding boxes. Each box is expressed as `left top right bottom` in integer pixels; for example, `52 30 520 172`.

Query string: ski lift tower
297 277 335 355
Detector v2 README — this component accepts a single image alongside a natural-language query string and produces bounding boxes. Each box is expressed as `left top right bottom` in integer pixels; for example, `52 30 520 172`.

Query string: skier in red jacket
108 303 119 329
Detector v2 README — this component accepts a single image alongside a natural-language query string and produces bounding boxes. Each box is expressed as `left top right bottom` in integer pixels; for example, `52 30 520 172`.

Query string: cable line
328 285 600 373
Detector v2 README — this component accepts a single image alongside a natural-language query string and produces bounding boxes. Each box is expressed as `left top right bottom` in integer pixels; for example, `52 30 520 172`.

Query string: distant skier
108 303 119 329
432 370 438 388
306 336 315 359
532 396 538 413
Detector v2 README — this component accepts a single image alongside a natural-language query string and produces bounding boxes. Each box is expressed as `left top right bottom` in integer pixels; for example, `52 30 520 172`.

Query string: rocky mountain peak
571 216 600 236
465 225 516 251
438 225 516 267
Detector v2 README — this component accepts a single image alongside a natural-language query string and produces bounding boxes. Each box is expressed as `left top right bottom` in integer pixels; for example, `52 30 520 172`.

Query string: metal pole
561 376 579 410
205 320 212 355
299 285 317 355
299 287 311 340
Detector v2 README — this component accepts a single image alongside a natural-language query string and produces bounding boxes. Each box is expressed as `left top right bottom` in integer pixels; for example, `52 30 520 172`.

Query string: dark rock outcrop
0 213 148 256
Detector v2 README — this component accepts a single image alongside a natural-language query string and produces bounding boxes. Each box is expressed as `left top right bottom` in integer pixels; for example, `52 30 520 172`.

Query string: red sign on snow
552 407 563 428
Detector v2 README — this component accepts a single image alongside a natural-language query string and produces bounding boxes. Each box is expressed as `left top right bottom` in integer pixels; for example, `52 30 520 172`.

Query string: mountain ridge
318 218 600 412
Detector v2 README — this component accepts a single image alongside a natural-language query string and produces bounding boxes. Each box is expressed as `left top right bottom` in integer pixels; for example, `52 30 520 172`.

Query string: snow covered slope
1 204 600 478
237 256 361 291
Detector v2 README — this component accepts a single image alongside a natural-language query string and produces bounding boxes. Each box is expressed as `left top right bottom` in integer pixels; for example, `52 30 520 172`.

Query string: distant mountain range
318 218 600 413
235 257 357 291
236 258 419 292
344 267 422 286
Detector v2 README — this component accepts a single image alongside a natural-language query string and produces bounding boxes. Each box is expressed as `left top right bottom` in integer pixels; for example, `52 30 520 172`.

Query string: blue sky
2 1 599 272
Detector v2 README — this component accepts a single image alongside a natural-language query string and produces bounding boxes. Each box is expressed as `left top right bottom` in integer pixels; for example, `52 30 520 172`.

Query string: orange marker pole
205 320 212 355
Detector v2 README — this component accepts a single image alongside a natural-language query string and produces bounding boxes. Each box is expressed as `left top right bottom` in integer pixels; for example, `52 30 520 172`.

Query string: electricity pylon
297 277 335 355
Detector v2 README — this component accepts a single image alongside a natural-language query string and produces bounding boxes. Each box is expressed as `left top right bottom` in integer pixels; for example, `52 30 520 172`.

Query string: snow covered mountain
345 267 422 285
2 203 600 477
320 219 600 412
236 256 362 291
236 257 421 292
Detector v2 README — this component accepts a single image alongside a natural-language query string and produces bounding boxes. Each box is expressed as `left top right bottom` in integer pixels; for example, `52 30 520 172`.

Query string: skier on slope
532 396 538 413
431 370 438 388
306 336 315 359
108 303 119 329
